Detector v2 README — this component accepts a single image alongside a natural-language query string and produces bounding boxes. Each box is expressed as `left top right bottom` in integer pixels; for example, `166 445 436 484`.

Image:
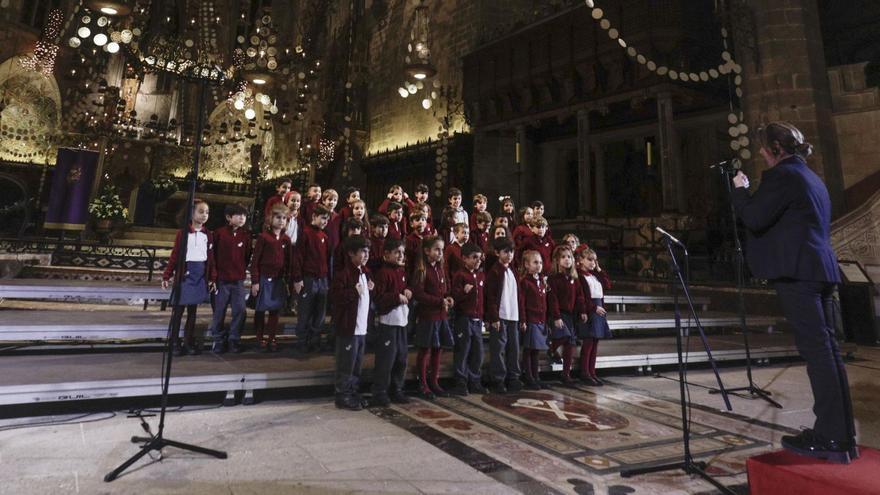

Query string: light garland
584 0 751 160
19 9 63 75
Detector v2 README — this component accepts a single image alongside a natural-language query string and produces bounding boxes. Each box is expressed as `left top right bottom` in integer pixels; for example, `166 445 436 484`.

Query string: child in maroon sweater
547 245 588 386
470 211 492 254
576 248 612 386
410 235 454 400
383 202 407 241
519 250 550 390
451 243 487 396
370 238 412 406
250 204 292 352
333 217 364 274
444 222 469 281
367 214 389 272
263 177 292 218
291 205 331 352
330 235 373 411
405 212 427 276
511 206 534 247
209 203 251 354
518 217 555 275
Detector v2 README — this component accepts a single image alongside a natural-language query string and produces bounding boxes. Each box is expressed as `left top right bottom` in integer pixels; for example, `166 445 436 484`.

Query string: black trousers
774 280 856 443
335 334 366 397
453 316 484 384
372 324 408 396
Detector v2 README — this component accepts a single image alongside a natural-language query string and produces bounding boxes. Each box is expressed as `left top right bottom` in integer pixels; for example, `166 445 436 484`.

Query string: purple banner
44 148 99 231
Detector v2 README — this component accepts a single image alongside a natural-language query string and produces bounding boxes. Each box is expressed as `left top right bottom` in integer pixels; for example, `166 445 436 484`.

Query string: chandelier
398 0 439 110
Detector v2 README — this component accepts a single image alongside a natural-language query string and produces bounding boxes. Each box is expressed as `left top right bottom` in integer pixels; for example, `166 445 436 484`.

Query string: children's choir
163 179 614 409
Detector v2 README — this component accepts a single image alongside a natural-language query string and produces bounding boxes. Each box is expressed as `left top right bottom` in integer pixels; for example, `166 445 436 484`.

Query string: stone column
577 109 593 215
515 125 528 208
657 93 685 212
594 142 607 216
736 0 845 214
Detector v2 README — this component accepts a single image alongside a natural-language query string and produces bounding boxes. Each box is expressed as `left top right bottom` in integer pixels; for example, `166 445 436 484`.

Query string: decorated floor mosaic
373 380 789 494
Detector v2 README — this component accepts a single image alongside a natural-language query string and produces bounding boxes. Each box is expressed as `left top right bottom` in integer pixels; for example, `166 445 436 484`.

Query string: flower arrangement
150 176 178 196
88 185 128 220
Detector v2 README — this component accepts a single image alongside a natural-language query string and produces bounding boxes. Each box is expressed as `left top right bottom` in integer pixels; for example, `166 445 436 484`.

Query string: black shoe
417 388 436 400
369 394 391 408
389 391 411 404
229 341 243 354
469 382 487 394
591 375 604 386
430 384 450 398
506 379 524 392
451 382 469 397
580 375 600 386
335 396 363 411
211 342 227 354
175 345 190 357
560 376 577 388
490 383 507 395
538 380 552 390
524 379 541 391
781 430 856 464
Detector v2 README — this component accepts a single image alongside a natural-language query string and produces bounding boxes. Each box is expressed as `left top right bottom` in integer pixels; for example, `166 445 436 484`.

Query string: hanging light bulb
93 33 108 46
244 108 256 120
422 98 432 109
398 87 409 98
106 41 120 53
233 99 245 110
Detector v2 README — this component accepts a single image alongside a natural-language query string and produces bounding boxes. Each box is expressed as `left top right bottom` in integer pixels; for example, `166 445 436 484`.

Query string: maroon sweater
471 228 489 254
387 218 406 241
518 233 556 275
213 225 252 282
518 274 548 324
250 231 291 283
578 269 612 314
329 260 371 337
324 212 342 259
444 242 464 281
484 262 516 323
410 262 449 322
163 226 217 283
367 235 386 272
547 272 586 319
290 223 329 282
452 268 485 319
372 261 409 316
511 224 532 248
404 230 424 276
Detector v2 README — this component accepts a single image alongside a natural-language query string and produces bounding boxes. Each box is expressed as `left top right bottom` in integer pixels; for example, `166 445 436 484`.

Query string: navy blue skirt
550 312 577 343
578 298 612 339
414 319 454 349
174 261 210 306
523 322 549 350
255 275 286 312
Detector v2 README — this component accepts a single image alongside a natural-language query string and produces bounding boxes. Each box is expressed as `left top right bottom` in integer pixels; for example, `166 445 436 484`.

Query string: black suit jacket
732 156 840 283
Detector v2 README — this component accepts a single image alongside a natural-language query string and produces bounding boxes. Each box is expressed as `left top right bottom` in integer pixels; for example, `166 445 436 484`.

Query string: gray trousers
209 280 247 343
296 276 328 340
488 320 521 383
335 334 366 397
372 324 408 396
454 316 484 384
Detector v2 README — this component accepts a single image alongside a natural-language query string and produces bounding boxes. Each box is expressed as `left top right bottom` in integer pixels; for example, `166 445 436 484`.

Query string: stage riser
0 349 802 407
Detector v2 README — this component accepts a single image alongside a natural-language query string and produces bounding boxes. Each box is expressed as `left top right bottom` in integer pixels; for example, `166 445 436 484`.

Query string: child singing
577 248 612 386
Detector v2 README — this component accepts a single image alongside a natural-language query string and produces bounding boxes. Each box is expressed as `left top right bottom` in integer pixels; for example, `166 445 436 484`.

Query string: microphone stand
707 167 782 409
621 236 734 495
104 79 227 482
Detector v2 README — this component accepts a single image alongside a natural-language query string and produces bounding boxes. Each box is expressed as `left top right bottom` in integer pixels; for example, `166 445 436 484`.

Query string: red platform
747 447 880 495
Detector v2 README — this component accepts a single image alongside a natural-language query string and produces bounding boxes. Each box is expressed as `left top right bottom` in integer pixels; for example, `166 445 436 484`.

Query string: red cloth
249 231 291 283
405 231 424 276
301 199 319 223
372 261 409 316
471 228 489 254
213 225 252 282
324 212 342 258
547 272 586 319
387 219 406 240
747 447 879 495
329 260 371 337
290 223 329 282
410 262 449 322
444 242 464 281
511 224 532 248
484 262 515 323
367 234 386 272
452 269 485 319
163 226 217 283
518 233 555 275
518 274 548 324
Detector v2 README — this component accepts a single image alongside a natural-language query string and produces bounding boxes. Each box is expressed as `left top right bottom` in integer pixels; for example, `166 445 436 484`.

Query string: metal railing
0 238 162 281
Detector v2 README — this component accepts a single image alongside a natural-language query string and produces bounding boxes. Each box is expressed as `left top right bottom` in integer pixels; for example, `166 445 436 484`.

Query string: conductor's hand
733 171 750 189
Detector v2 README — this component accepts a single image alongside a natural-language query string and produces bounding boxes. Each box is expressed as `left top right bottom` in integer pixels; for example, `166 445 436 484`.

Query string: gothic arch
0 55 62 164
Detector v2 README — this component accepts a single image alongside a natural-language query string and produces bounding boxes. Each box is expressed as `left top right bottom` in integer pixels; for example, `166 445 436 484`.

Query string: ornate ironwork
0 238 162 280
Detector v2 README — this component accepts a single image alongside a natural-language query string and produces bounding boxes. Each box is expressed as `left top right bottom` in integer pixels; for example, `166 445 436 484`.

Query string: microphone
709 158 741 173
655 226 687 250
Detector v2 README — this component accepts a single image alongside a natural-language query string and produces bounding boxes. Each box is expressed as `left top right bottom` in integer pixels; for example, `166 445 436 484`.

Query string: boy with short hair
471 211 492 254
441 187 468 244
330 235 373 411
385 202 407 240
406 183 433 228
530 200 552 239
484 237 523 394
451 242 486 396
338 187 361 224
405 212 427 276
370 238 412 406
291 204 332 352
264 177 292 218
470 194 488 231
210 203 252 354
368 214 389 272
444 222 470 280
301 183 322 222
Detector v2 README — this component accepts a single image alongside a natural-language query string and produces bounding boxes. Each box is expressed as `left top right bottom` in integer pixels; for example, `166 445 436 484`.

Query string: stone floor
1 348 878 495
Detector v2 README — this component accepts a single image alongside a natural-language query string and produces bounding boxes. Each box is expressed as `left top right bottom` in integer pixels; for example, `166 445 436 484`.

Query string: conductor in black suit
732 122 857 463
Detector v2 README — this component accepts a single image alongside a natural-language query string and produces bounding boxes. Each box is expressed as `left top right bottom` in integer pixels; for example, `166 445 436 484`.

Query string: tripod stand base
710 385 783 409
621 459 736 495
104 436 227 482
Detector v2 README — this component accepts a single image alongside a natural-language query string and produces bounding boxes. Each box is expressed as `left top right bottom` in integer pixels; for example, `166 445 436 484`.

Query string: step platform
747 447 880 495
